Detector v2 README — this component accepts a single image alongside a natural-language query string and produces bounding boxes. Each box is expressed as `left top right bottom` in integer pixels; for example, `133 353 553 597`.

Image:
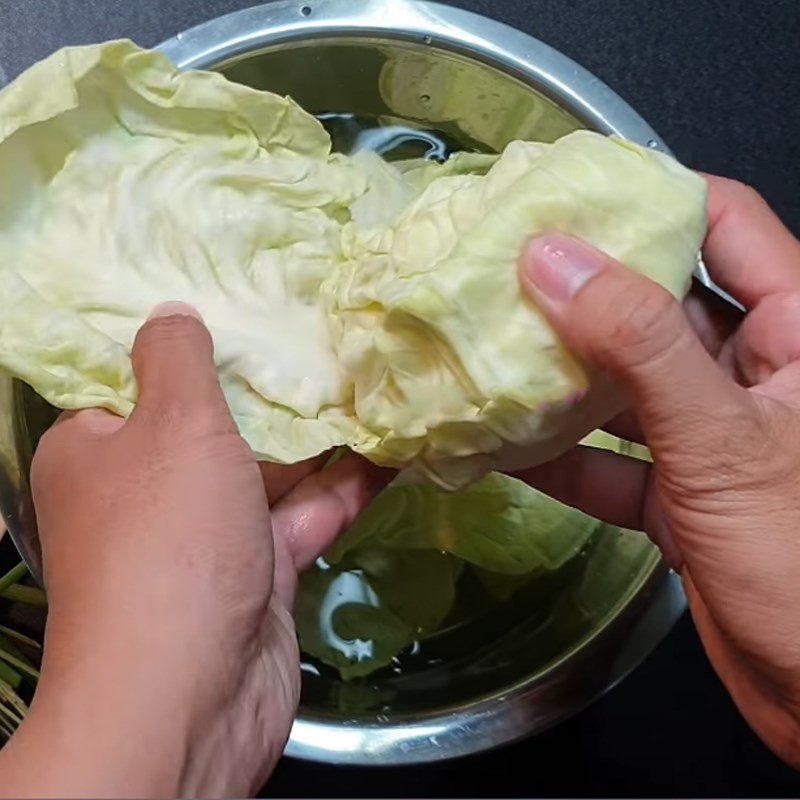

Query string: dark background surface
1 0 800 796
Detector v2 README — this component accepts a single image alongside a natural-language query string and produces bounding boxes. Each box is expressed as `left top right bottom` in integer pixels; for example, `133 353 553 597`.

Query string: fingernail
148 301 203 321
521 235 603 304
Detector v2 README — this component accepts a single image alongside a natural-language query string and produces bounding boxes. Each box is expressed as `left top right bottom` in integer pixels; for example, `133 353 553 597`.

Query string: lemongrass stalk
0 661 20 690
0 679 27 716
0 585 46 607
0 702 23 725
0 626 40 650
0 633 37 676
0 650 39 681
0 563 28 595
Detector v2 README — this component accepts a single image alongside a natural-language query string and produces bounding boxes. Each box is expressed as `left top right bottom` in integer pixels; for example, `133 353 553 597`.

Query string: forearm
0 659 190 798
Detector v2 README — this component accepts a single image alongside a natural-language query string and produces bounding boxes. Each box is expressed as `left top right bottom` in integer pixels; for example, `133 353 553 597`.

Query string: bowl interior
2 30 664 756
218 37 585 155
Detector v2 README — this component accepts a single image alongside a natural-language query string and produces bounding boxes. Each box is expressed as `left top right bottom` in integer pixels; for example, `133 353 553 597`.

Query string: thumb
130 301 227 418
518 234 750 447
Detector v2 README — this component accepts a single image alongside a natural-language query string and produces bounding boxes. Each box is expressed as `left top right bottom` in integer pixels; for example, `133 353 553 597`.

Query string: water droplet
300 4 312 15
423 35 433 45
176 32 183 41
420 94 431 104
647 139 659 149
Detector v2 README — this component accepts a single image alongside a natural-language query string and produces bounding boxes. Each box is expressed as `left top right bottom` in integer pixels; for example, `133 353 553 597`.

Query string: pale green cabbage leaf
0 41 706 488
295 469 601 678
296 430 650 678
325 472 600 575
296 549 462 679
0 40 364 463
328 134 705 487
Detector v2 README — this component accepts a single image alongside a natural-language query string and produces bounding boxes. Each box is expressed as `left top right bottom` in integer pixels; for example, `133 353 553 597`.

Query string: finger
684 280 742 359
258 453 331 505
50 408 124 437
751 363 800 409
513 445 681 567
602 409 645 445
129 302 228 420
270 454 393 572
38 410 124 460
32 409 125 498
683 285 744 382
715 337 742 382
701 175 800 309
735 292 800 389
518 234 752 451
513 445 650 531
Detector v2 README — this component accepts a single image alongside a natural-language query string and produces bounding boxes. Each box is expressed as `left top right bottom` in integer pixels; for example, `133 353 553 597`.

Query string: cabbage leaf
295 550 462 679
0 41 706 488
296 469 602 677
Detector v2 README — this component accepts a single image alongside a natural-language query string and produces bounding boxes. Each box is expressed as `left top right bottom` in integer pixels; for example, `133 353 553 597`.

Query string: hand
0 303 388 798
516 177 800 768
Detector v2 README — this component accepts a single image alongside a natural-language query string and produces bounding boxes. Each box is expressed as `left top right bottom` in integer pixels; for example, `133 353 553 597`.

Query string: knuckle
588 276 681 371
30 426 78 495
655 393 763 496
755 398 800 467
738 292 800 381
761 291 800 328
180 401 237 436
135 395 236 438
31 410 123 494
134 314 211 354
722 178 768 215
726 178 762 203
30 428 60 482
716 400 788 488
134 405 184 431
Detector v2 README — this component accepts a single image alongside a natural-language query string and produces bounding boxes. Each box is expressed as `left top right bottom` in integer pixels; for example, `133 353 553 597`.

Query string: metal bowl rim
157 0 671 150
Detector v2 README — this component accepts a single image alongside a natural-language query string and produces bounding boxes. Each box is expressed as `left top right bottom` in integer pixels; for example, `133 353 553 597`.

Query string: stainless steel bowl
0 0 687 766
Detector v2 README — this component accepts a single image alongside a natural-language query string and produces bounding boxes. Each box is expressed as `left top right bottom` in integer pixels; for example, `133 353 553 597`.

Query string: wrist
1 599 201 798
18 580 296 796
729 670 800 771
11 647 192 797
